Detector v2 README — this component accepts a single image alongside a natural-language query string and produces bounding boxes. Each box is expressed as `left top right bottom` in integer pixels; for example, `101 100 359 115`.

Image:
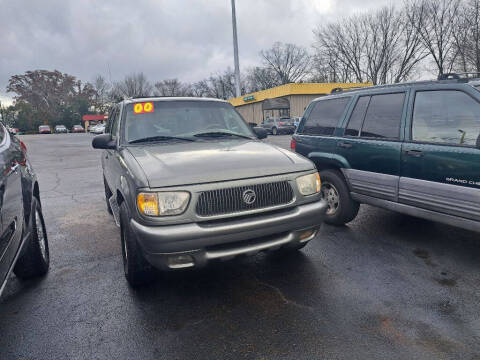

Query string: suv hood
127 139 314 188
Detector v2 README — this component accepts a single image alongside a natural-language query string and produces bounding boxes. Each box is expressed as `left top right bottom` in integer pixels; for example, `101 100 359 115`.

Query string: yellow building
228 82 371 124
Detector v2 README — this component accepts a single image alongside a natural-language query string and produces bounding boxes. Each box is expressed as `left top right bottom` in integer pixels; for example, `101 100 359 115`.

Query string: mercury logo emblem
242 189 256 205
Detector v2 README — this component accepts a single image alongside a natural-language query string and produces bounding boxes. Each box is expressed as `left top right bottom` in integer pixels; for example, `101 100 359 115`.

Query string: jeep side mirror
92 134 116 149
253 127 268 139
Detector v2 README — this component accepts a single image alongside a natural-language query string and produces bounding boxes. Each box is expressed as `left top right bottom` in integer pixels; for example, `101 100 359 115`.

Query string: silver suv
92 97 326 287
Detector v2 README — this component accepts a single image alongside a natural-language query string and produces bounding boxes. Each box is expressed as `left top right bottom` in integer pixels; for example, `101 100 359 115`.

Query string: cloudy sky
0 0 392 105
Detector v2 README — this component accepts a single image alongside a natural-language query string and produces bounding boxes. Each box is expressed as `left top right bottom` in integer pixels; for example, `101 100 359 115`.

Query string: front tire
119 202 154 287
14 197 50 279
272 127 278 135
319 169 360 225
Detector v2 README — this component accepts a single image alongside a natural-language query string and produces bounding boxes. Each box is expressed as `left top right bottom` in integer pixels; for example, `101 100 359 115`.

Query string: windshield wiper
193 131 253 139
129 135 194 144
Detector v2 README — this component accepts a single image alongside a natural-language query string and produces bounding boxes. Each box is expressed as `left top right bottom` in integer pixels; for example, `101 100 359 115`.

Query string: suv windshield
123 100 253 143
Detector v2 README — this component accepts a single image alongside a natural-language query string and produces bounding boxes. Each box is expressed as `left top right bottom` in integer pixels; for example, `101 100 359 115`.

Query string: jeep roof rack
438 72 480 81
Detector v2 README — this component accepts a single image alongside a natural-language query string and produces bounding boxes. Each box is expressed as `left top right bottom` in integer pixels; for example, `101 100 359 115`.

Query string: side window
106 108 116 134
302 97 351 136
360 93 405 139
110 108 120 139
412 90 480 146
345 96 370 137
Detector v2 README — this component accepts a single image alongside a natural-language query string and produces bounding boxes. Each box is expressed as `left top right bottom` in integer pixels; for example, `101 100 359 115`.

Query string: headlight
296 173 321 196
137 192 190 216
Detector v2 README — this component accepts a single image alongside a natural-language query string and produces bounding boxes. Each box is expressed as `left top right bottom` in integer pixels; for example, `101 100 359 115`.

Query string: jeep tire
320 169 360 225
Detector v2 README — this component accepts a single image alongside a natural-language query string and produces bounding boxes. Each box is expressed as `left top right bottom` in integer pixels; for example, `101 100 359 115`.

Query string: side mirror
253 127 268 139
92 134 116 149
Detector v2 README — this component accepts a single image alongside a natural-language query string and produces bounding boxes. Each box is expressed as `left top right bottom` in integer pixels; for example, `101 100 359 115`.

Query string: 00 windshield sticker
133 102 154 114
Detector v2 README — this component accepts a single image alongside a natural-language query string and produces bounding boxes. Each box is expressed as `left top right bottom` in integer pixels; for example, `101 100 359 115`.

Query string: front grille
196 181 294 217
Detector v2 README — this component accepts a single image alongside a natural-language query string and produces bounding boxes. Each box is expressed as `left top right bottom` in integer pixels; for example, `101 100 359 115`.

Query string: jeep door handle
404 149 424 157
337 141 353 149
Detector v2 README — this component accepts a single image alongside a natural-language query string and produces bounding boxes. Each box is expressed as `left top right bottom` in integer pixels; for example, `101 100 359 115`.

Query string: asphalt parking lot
0 134 479 360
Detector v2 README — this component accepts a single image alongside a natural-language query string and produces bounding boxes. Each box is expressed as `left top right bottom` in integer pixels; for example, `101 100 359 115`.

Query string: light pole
231 0 241 97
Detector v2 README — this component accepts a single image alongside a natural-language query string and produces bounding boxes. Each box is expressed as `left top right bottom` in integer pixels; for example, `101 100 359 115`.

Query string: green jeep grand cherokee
292 76 480 233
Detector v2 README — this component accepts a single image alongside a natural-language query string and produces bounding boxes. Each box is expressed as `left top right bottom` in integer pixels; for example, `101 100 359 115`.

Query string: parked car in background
88 124 98 133
54 125 68 134
293 117 302 129
38 125 51 134
92 97 326 287
292 75 480 233
92 123 106 134
72 125 84 133
260 117 295 135
0 122 50 297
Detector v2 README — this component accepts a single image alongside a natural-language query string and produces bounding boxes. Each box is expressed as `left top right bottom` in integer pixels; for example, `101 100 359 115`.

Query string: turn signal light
137 193 159 216
290 138 296 151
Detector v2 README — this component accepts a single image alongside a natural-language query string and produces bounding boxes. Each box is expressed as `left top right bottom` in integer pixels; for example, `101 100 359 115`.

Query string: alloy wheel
321 182 340 215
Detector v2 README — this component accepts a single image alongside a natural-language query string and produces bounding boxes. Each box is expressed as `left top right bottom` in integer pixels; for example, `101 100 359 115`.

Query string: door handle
404 149 424 157
337 141 353 149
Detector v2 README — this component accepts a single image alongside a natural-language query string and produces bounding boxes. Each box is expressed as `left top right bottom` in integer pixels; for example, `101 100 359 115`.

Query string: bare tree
314 5 427 85
453 0 480 73
389 3 429 82
261 42 312 84
112 72 153 99
244 67 280 92
408 0 461 76
154 79 192 97
91 75 112 113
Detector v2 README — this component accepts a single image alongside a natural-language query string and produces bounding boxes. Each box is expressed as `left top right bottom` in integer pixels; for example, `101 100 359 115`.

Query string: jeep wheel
272 127 278 135
14 197 50 279
104 177 113 215
319 169 359 225
119 202 154 287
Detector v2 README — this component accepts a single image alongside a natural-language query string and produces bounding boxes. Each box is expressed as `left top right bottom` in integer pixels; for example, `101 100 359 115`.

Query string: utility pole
231 0 241 97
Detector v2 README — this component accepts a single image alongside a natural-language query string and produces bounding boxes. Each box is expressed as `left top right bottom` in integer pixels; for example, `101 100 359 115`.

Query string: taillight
290 138 296 151
279 122 284 126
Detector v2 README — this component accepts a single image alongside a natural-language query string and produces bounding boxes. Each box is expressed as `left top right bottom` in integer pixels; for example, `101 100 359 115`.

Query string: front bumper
130 200 327 270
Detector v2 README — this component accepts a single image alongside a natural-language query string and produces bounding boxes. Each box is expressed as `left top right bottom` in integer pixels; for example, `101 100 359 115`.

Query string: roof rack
328 75 480 96
437 72 480 81
330 86 370 94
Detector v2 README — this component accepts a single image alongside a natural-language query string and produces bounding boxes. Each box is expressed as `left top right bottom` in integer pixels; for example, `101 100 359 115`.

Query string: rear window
301 97 351 136
39 125 50 130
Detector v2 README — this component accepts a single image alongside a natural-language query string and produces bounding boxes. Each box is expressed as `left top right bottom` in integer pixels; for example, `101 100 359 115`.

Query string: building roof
82 114 108 121
228 82 372 107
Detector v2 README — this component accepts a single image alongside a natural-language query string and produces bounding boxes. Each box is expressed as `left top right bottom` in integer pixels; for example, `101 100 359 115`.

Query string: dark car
38 125 51 134
72 125 84 133
54 125 68 134
92 97 326 287
292 75 480 233
260 117 295 135
0 123 49 297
